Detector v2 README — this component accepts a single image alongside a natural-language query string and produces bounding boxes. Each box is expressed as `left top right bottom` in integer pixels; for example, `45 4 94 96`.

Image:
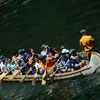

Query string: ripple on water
22 0 31 6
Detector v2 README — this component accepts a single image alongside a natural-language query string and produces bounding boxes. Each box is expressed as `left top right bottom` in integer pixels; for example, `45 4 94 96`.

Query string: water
0 0 100 100
0 74 100 100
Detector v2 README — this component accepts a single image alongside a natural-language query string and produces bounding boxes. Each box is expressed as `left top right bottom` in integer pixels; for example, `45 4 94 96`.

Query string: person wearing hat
18 49 28 60
80 29 95 60
60 45 65 53
69 49 86 69
48 47 59 58
40 44 48 56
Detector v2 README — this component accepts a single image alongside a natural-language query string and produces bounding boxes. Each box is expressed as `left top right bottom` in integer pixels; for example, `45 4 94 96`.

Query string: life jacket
40 57 54 72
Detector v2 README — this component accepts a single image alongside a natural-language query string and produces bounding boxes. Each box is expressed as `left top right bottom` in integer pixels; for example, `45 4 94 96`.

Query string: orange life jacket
40 57 54 72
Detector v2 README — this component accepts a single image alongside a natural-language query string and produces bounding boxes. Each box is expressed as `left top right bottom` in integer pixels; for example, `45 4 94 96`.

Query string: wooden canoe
2 52 100 82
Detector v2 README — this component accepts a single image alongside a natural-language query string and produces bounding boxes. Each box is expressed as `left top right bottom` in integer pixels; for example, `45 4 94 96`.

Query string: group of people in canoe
0 45 86 75
0 29 95 75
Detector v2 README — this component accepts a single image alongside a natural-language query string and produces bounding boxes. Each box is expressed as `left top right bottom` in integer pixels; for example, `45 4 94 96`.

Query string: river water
0 0 100 100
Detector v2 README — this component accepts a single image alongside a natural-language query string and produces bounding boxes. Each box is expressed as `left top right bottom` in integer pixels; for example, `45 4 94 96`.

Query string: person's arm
80 40 84 50
81 44 84 50
89 36 94 45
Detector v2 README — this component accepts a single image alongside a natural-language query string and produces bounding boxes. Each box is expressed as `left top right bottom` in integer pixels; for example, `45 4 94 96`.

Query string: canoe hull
2 52 100 82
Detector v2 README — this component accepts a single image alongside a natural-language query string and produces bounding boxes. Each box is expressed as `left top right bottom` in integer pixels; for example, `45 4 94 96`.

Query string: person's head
13 50 18 57
41 44 48 51
60 45 65 51
7 57 12 63
50 47 56 52
29 48 35 54
61 49 69 55
62 55 69 61
70 49 76 56
16 59 21 65
18 49 25 55
50 47 57 55
80 29 87 35
39 56 46 63
0 55 5 62
35 57 39 62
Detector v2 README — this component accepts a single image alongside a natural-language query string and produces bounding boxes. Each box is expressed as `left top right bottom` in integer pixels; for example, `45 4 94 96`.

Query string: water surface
0 0 100 100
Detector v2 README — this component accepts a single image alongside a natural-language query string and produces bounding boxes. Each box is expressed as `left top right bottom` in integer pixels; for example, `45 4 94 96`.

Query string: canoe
2 52 100 83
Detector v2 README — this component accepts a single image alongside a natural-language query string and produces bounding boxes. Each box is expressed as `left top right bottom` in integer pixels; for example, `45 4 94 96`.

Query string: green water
0 0 100 100
0 75 100 100
0 0 100 56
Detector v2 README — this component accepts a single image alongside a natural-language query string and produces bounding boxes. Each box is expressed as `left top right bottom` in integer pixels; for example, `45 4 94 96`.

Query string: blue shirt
20 61 29 71
62 59 71 67
41 51 46 56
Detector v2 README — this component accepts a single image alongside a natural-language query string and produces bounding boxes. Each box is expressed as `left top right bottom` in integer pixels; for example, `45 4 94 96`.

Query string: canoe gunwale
2 64 90 82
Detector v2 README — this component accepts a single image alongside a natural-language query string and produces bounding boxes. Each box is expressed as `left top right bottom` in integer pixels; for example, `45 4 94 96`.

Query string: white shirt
35 62 41 69
0 62 6 70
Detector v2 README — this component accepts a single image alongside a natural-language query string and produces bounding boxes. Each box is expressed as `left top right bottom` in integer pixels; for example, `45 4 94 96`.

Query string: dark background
0 0 100 57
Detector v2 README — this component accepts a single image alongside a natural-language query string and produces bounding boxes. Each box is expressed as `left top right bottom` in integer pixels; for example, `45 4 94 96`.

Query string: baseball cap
61 49 69 54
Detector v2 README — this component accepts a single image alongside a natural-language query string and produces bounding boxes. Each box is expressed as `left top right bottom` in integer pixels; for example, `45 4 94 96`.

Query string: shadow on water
0 74 100 100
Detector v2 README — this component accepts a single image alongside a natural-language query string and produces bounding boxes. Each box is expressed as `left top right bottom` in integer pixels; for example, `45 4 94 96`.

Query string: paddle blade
43 72 50 80
0 80 2 85
0 73 7 81
19 75 26 83
41 79 46 85
48 74 55 84
19 68 32 83
41 71 47 85
8 70 19 80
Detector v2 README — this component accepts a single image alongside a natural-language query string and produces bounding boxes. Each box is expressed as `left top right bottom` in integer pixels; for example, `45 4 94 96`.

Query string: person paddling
40 56 54 73
80 29 95 61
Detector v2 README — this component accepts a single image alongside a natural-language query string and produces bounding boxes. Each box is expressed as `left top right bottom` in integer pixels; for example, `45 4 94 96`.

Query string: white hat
61 49 69 54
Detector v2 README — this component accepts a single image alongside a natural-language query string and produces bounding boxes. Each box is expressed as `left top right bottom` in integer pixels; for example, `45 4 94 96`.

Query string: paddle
0 57 18 80
43 55 62 81
32 69 38 86
8 61 29 80
0 63 19 81
19 67 32 83
48 68 58 84
41 58 48 85
48 60 63 84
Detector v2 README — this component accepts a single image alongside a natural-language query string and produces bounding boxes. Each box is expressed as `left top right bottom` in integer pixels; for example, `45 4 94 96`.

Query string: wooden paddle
0 57 18 81
0 65 18 81
41 58 48 85
48 60 63 84
19 67 32 83
8 61 29 80
48 68 58 84
43 55 62 82
32 70 38 86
